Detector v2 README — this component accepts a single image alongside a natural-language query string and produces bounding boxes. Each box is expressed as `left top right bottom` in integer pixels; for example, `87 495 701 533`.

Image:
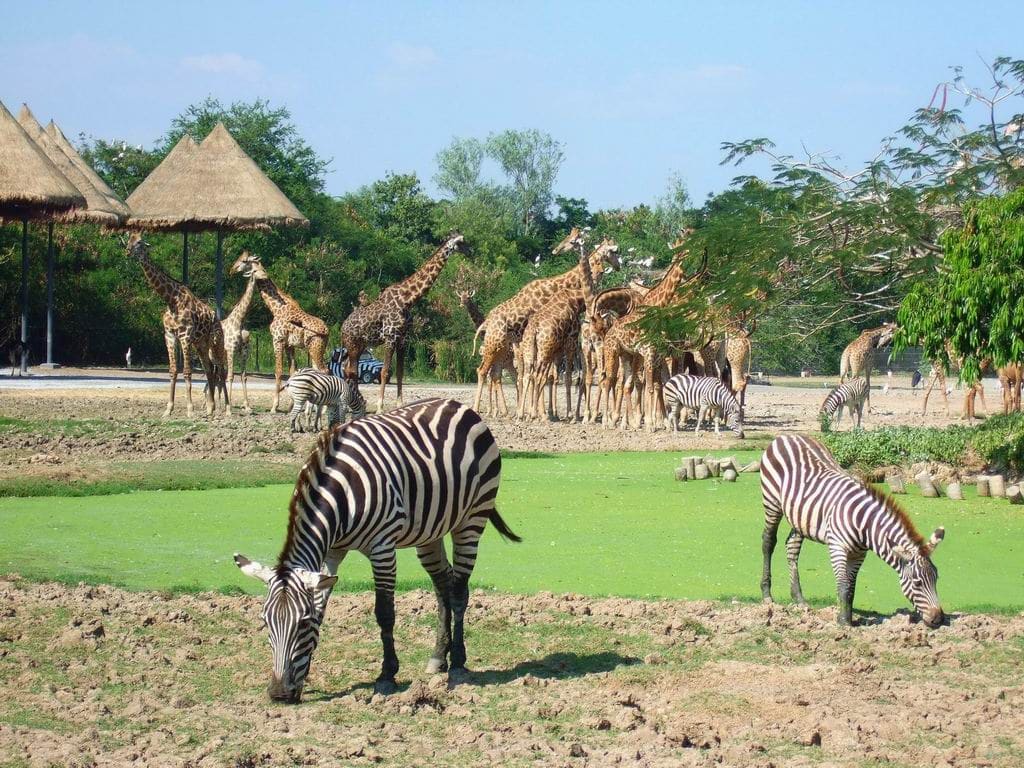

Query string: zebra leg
370 546 400 694
785 529 808 605
448 521 486 680
288 399 303 433
416 541 453 674
760 500 783 601
829 544 857 626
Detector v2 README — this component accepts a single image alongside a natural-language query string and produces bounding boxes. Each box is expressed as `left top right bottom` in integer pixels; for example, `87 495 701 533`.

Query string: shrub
821 413 1024 472
432 340 476 383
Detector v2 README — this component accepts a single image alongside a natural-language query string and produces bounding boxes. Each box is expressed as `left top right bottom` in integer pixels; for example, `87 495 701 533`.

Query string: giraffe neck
135 249 183 307
225 274 257 331
256 276 292 316
642 260 687 308
460 296 485 327
390 244 452 307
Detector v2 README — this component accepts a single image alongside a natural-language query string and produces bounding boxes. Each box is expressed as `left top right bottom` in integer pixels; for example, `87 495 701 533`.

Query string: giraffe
599 231 706 431
341 233 465 413
472 229 619 417
576 283 649 422
839 323 897 413
921 342 990 418
127 235 227 418
998 363 1022 414
518 241 600 421
218 269 258 413
231 252 329 413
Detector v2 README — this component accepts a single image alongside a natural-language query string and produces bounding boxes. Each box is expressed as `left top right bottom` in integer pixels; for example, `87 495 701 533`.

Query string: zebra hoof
373 678 398 695
447 667 471 687
425 657 448 674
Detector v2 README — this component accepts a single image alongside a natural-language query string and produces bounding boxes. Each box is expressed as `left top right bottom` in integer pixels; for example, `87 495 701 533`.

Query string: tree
345 172 437 245
434 137 486 199
654 173 692 237
77 139 160 199
485 129 564 234
895 187 1024 384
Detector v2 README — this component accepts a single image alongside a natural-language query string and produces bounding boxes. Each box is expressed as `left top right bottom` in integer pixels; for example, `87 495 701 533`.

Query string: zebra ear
926 527 945 553
295 569 338 593
892 544 917 564
234 553 274 584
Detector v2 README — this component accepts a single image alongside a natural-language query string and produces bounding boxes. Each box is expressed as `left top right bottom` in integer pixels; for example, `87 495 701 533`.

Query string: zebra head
234 554 338 703
725 406 745 439
892 527 945 628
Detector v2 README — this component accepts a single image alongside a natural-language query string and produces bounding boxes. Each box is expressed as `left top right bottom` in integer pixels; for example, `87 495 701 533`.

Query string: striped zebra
284 369 366 433
234 398 519 702
820 377 868 431
760 434 945 627
663 374 745 438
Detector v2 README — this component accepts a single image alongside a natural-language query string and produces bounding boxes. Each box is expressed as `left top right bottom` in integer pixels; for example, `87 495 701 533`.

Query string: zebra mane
277 429 336 571
863 483 927 554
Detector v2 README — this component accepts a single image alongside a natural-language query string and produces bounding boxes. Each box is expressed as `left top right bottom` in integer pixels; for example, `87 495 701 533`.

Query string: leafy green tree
77 140 160 199
434 137 486 199
896 187 1024 383
485 129 564 234
344 172 437 245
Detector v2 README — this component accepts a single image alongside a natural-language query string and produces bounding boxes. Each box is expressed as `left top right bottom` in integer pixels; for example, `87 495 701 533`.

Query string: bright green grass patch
1 451 1021 614
0 459 298 498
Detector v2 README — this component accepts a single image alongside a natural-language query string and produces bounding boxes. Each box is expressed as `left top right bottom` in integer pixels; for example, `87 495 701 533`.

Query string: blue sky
2 1 1021 210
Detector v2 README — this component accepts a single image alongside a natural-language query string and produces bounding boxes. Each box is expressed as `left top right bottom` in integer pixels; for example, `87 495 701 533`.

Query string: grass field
2 451 1021 615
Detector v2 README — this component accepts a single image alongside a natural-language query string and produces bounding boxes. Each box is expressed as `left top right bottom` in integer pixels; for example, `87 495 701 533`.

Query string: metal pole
20 220 29 374
215 229 224 319
44 221 56 367
182 231 189 286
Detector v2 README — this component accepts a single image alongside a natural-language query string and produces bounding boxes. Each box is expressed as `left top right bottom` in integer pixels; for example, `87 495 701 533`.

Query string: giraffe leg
394 340 406 408
180 337 195 419
164 330 178 418
473 361 489 414
563 354 574 422
495 363 512 418
239 339 252 413
416 541 453 674
377 345 394 413
272 340 286 413
785 529 808 605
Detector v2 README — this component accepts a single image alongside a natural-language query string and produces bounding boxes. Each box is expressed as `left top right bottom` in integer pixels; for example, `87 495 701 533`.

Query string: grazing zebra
820 377 868 431
284 369 366 433
760 434 945 628
663 374 745 438
234 398 519 702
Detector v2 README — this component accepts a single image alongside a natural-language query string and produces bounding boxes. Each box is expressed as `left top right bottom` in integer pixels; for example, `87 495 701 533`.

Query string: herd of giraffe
128 226 1021 430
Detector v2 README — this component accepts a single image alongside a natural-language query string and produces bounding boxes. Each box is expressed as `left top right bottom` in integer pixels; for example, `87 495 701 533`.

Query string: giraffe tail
472 323 485 356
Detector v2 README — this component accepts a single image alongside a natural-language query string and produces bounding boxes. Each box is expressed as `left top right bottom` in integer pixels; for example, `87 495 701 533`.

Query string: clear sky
2 1 1021 210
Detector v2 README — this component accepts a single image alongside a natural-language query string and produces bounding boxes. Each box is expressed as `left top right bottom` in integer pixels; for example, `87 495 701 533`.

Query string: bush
432 340 477 383
821 413 1024 472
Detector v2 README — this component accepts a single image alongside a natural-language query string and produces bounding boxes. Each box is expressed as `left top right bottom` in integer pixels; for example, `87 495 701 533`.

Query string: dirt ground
0 368 993 475
1 577 1021 767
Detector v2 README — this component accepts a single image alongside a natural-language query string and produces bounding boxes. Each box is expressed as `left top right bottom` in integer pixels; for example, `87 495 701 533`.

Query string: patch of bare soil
1 578 1022 767
0 373 988 476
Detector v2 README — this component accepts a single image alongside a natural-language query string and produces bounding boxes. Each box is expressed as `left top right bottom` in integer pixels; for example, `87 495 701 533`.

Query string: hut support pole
215 229 224 319
43 221 57 368
20 220 29 374
182 232 189 286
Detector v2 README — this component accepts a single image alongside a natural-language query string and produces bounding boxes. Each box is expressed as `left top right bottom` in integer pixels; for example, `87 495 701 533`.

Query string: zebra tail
488 509 522 542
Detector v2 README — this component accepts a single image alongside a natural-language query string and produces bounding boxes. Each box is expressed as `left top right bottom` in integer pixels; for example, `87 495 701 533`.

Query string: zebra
820 377 868 431
234 398 520 702
760 434 945 628
284 369 366 433
662 374 745 438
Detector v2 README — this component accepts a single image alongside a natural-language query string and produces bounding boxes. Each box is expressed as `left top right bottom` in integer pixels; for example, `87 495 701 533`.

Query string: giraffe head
669 227 696 251
125 232 147 259
440 231 466 254
589 238 621 275
874 322 897 349
551 226 583 255
231 251 268 280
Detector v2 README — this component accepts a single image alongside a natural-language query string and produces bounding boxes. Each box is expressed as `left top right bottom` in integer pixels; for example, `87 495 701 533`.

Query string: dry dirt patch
1 578 1022 767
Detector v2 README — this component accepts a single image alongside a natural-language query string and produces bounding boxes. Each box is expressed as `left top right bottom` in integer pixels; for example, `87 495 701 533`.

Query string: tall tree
434 137 486 199
895 187 1024 383
485 129 564 234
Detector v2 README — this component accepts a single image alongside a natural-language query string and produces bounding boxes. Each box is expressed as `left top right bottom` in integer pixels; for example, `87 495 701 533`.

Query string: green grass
0 459 299 498
0 415 203 439
1 451 1021 614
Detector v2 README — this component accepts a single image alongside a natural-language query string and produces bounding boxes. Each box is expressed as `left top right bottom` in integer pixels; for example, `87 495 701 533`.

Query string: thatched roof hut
47 120 131 224
0 100 84 220
127 122 308 231
17 105 127 226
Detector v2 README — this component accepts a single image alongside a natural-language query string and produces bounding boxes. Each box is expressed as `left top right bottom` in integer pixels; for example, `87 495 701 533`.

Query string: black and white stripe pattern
759 434 945 627
235 398 519 702
286 369 367 432
820 377 868 430
663 374 744 437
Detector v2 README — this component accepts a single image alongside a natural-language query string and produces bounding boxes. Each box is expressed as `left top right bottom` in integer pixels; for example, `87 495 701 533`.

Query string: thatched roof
47 120 131 224
16 105 127 226
0 100 84 221
127 122 308 232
